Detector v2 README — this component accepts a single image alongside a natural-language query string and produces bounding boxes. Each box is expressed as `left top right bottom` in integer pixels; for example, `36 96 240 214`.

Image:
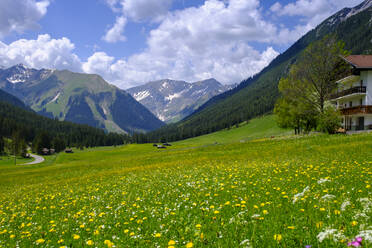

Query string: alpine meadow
0 0 372 248
0 118 371 247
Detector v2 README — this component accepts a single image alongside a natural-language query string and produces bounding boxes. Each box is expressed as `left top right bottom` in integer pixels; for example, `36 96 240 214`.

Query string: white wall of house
344 115 372 127
365 70 372 105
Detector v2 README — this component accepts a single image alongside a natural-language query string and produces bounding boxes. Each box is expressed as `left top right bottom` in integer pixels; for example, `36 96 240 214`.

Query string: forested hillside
0 89 28 110
0 101 130 149
146 1 372 142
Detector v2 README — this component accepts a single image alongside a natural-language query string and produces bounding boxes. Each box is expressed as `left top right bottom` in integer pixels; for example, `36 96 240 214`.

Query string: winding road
22 154 45 165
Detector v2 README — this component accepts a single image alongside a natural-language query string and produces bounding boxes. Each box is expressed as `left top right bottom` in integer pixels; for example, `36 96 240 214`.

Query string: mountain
0 65 164 133
0 88 28 110
146 0 372 142
127 78 234 123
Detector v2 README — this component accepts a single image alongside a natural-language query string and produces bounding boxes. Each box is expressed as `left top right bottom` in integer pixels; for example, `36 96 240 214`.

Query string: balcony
330 86 366 99
340 105 372 115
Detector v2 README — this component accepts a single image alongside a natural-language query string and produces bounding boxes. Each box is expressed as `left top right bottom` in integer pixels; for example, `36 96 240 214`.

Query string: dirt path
22 154 45 165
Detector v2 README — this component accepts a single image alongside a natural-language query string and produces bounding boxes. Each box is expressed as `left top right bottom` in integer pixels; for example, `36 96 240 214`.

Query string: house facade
331 55 372 131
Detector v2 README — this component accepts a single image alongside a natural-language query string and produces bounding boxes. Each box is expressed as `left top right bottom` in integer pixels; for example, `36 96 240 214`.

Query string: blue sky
0 0 365 88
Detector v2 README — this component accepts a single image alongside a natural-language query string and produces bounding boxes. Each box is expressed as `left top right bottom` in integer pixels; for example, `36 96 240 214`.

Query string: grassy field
0 117 371 247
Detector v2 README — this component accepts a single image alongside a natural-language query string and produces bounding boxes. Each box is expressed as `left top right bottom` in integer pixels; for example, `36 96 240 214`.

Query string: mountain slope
0 66 164 133
147 0 372 142
0 88 28 110
127 78 233 123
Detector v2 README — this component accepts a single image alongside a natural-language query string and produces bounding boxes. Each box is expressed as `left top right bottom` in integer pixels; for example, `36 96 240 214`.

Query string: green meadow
0 116 371 247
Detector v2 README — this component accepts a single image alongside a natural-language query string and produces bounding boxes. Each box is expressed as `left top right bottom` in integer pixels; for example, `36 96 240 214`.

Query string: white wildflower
356 230 372 243
293 186 310 204
317 178 330 184
358 198 371 212
317 228 346 242
251 214 260 219
240 239 252 247
341 199 351 211
321 194 336 201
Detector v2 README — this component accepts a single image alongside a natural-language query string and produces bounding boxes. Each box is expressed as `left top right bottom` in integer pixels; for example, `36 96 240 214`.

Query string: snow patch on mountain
133 90 150 101
47 92 61 104
165 90 186 101
161 81 169 91
191 89 207 97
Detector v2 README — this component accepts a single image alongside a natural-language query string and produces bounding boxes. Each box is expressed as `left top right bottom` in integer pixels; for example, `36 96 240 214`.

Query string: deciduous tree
275 35 349 133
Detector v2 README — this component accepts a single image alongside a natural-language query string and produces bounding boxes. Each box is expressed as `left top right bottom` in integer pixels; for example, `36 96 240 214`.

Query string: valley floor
0 117 371 247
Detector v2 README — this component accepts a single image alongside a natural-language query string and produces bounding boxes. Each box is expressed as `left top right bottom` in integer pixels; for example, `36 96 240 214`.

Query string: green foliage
33 132 52 155
9 131 27 157
52 137 66 153
274 36 349 134
0 135 4 155
317 107 342 134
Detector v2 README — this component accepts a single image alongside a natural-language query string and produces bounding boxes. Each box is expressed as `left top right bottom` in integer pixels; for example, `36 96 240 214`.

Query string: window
361 80 363 86
349 101 352 107
360 99 363 106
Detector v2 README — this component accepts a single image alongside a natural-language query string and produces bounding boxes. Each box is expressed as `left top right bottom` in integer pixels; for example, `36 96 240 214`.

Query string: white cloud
102 16 127 43
102 0 172 43
0 0 49 38
0 34 81 71
87 0 281 88
271 0 364 27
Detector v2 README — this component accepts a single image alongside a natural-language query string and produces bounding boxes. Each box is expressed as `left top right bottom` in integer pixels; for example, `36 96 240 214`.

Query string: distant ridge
127 78 234 123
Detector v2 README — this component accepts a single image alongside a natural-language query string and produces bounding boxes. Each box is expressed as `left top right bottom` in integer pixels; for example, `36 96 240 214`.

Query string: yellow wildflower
36 238 45 244
274 234 282 242
186 242 193 248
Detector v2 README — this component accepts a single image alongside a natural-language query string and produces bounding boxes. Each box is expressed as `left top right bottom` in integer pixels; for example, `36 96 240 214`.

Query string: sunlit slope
174 115 291 147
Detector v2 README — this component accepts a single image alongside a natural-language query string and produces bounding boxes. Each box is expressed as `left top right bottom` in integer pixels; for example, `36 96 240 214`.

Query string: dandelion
186 242 193 248
86 240 94 246
168 240 176 246
274 234 282 242
195 224 201 229
263 210 268 215
73 234 80 240
104 240 114 247
351 221 358 226
36 238 45 244
154 233 162 238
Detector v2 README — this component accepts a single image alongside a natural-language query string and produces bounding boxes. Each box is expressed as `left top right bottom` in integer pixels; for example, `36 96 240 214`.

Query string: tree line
0 101 131 156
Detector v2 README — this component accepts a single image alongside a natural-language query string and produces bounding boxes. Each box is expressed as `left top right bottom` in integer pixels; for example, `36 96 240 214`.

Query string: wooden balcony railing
330 86 366 99
340 105 372 115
